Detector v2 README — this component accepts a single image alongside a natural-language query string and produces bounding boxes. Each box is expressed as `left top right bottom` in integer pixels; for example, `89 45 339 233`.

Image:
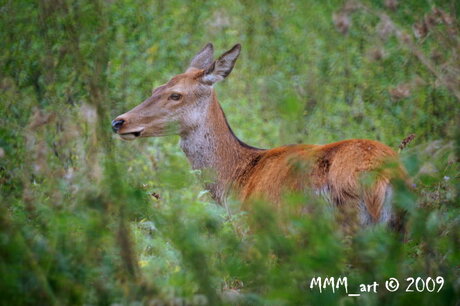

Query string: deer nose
111 119 125 133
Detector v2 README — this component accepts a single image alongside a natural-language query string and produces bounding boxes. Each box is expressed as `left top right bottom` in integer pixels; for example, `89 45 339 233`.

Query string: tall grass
1 0 459 304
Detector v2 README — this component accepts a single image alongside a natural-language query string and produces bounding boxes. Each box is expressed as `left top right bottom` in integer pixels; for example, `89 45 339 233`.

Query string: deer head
112 43 241 140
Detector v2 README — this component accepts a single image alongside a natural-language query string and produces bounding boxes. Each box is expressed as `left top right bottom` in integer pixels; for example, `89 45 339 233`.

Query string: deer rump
233 139 405 227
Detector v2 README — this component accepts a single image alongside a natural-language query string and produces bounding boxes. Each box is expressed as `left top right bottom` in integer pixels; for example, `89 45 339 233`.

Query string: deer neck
179 91 262 203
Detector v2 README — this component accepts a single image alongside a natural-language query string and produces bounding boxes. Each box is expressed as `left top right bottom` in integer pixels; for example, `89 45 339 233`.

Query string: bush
1 0 458 304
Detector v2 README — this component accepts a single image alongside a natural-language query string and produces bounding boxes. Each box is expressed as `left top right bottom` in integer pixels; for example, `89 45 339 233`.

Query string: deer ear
188 43 214 70
202 44 241 85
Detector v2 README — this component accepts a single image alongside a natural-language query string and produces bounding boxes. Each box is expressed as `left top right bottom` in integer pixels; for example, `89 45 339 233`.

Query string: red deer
112 43 408 227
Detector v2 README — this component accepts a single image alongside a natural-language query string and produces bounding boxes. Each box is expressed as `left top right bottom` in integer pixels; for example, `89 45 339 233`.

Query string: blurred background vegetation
1 0 459 305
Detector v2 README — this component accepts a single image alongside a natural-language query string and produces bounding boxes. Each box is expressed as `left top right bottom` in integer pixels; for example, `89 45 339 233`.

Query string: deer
112 43 408 228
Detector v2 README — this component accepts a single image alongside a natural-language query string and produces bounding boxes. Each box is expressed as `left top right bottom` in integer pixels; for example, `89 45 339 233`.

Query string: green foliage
1 0 459 305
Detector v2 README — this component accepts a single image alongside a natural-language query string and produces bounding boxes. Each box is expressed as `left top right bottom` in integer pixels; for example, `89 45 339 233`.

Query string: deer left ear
188 43 214 71
201 44 241 85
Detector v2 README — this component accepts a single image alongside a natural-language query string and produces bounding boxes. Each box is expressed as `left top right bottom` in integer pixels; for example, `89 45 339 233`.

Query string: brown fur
233 140 404 221
113 43 409 228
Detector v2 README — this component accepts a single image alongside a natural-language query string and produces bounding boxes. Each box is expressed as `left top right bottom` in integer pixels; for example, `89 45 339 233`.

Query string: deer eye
169 93 182 101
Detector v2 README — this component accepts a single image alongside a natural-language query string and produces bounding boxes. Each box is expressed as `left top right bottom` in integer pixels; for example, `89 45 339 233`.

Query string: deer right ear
201 44 241 85
188 43 214 71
